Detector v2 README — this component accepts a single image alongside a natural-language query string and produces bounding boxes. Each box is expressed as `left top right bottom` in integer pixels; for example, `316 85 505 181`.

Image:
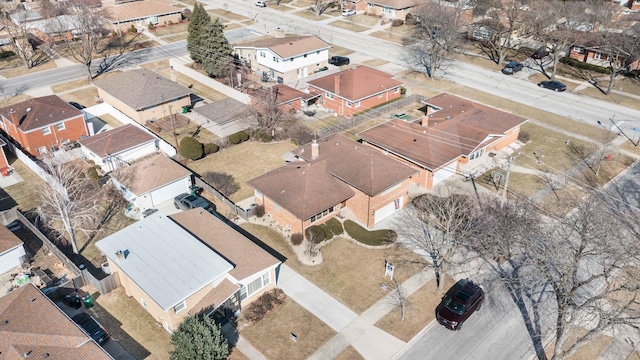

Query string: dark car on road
328 56 350 66
174 193 215 212
436 279 485 330
71 313 110 345
538 80 567 92
501 61 523 75
531 49 550 59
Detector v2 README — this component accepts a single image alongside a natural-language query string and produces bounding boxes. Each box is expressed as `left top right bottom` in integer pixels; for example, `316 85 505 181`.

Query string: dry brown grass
94 113 124 128
154 66 227 103
335 345 364 360
627 351 640 360
293 9 331 21
351 14 380 26
543 327 613 360
329 45 355 57
369 30 408 44
51 79 90 93
328 20 369 32
209 9 250 21
363 58 389 67
240 223 424 314
576 153 636 188
2 155 43 212
0 94 32 106
240 298 336 360
0 58 57 78
92 288 173 360
375 275 453 342
188 141 296 202
153 22 189 37
578 86 640 111
59 87 100 108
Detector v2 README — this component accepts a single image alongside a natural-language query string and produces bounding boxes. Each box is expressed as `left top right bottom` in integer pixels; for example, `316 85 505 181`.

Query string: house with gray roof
193 98 252 138
0 224 26 275
95 209 281 332
93 69 192 125
78 124 158 172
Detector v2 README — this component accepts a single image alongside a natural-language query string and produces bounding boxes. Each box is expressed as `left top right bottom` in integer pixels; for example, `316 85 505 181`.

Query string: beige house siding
97 87 190 125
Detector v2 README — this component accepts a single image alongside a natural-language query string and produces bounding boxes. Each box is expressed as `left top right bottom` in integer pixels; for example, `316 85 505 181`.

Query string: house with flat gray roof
193 98 252 138
96 209 281 332
93 69 192 125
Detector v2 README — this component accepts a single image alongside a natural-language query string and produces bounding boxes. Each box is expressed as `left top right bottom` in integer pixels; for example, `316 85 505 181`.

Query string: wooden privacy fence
194 177 250 220
6 208 120 296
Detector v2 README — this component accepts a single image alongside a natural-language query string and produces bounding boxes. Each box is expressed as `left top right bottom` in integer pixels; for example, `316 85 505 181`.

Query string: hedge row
344 220 397 246
304 218 345 244
560 56 611 74
229 131 249 145
179 136 219 160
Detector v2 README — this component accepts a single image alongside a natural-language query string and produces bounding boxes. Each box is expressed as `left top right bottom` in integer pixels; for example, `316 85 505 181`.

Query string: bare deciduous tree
1 7 38 69
310 0 334 17
470 0 527 66
247 86 297 140
385 277 409 321
405 0 469 79
393 192 476 293
36 159 103 254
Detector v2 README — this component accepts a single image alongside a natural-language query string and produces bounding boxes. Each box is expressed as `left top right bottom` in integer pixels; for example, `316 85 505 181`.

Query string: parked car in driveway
342 9 356 16
531 49 549 59
255 1 266 7
436 279 485 330
538 80 567 92
501 61 523 75
328 56 350 66
174 193 215 213
71 313 110 345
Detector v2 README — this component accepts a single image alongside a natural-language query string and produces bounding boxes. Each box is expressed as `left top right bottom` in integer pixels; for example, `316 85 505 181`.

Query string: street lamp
597 116 638 146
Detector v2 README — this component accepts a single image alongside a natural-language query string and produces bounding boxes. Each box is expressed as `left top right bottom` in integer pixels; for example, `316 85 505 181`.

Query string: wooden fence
194 176 250 220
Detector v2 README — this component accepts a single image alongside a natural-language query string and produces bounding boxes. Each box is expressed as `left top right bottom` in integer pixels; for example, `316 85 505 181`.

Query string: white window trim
141 297 147 309
355 101 361 108
326 93 334 99
42 127 51 135
56 122 65 130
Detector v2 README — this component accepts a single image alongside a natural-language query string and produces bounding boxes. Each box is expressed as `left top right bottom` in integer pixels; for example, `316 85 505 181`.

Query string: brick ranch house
96 210 281 332
0 95 88 156
307 65 403 118
358 93 528 190
247 133 417 234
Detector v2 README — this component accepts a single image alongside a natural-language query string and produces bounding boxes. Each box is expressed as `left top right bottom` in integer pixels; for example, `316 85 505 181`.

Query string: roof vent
24 350 32 357
413 139 417 142
26 108 31 112
445 116 451 120
29 298 36 303
2 319 8 324
116 250 125 260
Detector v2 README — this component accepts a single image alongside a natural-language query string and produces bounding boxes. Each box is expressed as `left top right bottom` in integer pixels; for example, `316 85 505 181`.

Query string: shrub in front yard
290 233 303 246
228 133 241 144
179 136 203 160
518 130 530 143
202 171 240 197
305 225 325 243
326 218 343 235
253 204 265 217
560 56 611 74
0 50 15 59
288 123 314 146
344 220 397 246
319 223 333 240
391 19 404 27
252 129 274 142
203 143 219 155
170 315 228 360
242 288 286 325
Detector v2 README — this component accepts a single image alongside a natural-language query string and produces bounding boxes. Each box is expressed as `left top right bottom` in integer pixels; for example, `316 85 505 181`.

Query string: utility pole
168 105 179 152
501 155 515 207
598 115 638 146
468 172 480 202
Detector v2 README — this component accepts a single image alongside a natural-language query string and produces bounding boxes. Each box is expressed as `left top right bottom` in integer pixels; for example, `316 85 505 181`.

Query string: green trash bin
82 293 93 308
182 106 188 114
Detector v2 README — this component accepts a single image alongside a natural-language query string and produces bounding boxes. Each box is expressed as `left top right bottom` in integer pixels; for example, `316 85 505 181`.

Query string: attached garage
135 178 191 209
0 226 26 275
374 197 403 224
432 162 458 187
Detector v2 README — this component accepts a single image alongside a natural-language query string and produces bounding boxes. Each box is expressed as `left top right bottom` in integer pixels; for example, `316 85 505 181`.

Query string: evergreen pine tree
187 3 211 63
170 315 229 360
201 18 234 78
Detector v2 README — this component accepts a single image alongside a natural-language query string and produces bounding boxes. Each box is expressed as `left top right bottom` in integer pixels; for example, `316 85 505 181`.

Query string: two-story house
247 134 417 234
307 65 403 118
0 96 88 156
234 31 331 83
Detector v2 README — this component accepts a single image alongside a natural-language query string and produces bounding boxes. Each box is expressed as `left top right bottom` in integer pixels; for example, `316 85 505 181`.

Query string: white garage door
432 162 457 187
374 197 403 224
137 177 190 209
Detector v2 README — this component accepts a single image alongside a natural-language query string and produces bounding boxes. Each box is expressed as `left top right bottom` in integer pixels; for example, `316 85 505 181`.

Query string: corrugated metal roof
95 212 233 310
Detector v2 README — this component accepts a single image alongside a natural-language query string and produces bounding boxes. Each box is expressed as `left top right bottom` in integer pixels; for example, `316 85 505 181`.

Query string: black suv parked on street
436 279 485 330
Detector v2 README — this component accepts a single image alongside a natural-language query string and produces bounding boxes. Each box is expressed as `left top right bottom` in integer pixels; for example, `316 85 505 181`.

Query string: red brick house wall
1 114 87 156
0 147 8 170
310 87 402 118
345 177 413 228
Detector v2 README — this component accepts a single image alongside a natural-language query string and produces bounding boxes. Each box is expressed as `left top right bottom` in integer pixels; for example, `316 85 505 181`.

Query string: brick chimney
311 139 319 160
334 75 341 95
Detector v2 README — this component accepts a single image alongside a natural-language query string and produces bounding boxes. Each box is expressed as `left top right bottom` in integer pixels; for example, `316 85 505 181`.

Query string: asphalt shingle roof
110 153 191 195
78 124 155 157
0 95 84 132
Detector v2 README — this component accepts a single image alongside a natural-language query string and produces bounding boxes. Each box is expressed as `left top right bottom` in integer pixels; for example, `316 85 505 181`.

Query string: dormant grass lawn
153 22 189 37
240 223 425 314
188 141 296 202
543 327 613 360
335 346 365 360
579 86 640 111
51 79 90 93
209 9 250 21
375 275 454 342
2 155 42 212
241 299 336 360
328 19 369 32
59 87 100 108
0 55 57 78
293 9 331 21
92 288 173 359
369 30 408 44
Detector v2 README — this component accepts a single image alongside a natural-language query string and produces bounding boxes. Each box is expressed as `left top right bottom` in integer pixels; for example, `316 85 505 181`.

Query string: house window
594 52 606 60
262 272 270 286
240 286 247 301
254 190 262 198
42 127 51 135
382 7 391 14
310 206 334 222
378 93 383 98
165 321 172 332
573 46 584 54
355 101 361 108
273 57 279 62
56 123 65 131
394 87 400 93
472 28 491 40
174 300 186 313
141 297 147 309
304 54 307 58
260 51 265 57
274 203 279 212
367 2 374 7
346 101 353 107
326 93 334 99
316 51 319 54
240 275 269 301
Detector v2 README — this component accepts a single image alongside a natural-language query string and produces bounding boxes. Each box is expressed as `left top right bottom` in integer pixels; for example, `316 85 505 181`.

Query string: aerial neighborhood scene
2 0 640 358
